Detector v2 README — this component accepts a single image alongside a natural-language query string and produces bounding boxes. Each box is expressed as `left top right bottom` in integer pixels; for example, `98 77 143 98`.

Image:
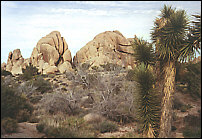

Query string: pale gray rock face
73 30 135 69
30 31 73 74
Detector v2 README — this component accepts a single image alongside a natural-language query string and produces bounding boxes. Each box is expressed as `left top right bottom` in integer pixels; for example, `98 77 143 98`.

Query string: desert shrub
1 117 18 134
86 73 99 88
180 104 193 112
100 62 122 71
29 95 43 104
173 97 193 112
16 109 32 122
184 114 201 127
1 69 12 76
183 62 201 98
1 81 33 121
65 71 75 80
21 64 39 80
29 115 39 123
37 115 94 138
173 97 184 110
91 76 136 124
81 62 91 71
183 114 201 138
36 123 45 133
175 62 186 82
125 69 135 81
38 92 82 115
32 76 52 94
183 127 201 138
171 126 177 131
94 120 118 133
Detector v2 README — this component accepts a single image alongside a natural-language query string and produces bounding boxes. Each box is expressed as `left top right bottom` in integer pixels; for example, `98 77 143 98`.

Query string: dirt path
1 122 45 138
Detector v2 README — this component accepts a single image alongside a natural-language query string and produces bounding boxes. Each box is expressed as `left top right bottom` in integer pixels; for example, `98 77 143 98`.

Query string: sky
1 1 201 63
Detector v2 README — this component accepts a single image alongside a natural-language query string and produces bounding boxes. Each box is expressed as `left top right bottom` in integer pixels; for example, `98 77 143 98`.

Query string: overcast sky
1 1 201 63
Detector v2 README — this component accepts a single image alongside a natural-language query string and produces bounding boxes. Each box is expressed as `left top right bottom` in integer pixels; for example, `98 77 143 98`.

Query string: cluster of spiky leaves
151 5 189 62
179 14 201 62
132 36 156 66
133 63 161 137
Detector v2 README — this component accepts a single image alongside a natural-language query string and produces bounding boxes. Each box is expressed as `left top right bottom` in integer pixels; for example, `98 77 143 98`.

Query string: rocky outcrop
5 49 27 75
73 30 135 69
30 31 73 74
1 62 6 70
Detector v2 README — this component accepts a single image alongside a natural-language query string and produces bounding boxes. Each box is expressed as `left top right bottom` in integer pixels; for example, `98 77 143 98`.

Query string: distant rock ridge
73 30 136 69
2 30 138 75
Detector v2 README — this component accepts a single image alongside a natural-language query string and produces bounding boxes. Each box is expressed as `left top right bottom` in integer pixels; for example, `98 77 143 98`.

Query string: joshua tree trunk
159 61 176 138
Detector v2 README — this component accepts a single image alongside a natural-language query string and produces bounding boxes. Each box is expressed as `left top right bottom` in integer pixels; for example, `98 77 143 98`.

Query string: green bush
32 76 52 94
180 104 193 112
183 127 201 138
29 116 39 123
100 62 122 71
183 114 201 138
184 114 201 127
1 82 33 120
21 64 39 80
16 109 31 122
1 117 18 134
95 121 118 133
1 70 12 76
173 97 184 110
184 62 201 98
126 69 135 81
36 123 45 133
29 95 43 104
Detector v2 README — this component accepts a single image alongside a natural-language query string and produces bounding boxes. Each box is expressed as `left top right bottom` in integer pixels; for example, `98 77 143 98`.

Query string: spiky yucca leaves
152 7 189 62
179 14 201 62
132 36 156 66
134 63 161 137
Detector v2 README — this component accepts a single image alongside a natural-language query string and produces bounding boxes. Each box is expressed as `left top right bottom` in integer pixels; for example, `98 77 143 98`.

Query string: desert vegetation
1 4 201 138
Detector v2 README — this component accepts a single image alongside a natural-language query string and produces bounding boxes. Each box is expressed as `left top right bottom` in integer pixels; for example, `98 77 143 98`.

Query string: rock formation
30 31 73 74
73 30 135 69
3 30 137 75
4 49 29 75
1 62 6 70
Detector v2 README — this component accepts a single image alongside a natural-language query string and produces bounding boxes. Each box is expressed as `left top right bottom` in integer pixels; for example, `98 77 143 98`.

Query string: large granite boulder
30 31 73 74
73 30 135 69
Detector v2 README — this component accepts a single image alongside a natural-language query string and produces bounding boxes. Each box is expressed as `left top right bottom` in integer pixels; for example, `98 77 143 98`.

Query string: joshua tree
151 5 200 138
132 37 160 137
